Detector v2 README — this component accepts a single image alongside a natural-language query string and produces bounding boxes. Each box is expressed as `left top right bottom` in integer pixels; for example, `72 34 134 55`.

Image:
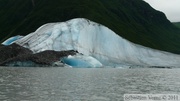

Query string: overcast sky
143 0 180 22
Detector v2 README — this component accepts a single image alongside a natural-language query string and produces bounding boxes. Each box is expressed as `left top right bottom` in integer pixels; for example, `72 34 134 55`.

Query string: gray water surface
0 67 180 101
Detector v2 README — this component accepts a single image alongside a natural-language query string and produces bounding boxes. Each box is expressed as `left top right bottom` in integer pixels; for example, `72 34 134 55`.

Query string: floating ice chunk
61 54 102 68
2 35 23 45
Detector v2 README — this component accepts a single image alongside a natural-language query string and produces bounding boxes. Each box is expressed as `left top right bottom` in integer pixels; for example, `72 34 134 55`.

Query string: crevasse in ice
10 18 180 67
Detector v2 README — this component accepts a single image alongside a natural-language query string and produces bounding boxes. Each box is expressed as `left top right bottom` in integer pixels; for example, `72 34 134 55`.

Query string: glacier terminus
2 18 180 68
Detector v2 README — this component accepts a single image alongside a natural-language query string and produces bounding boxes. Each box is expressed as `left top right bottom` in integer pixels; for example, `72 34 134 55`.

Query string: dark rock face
31 50 77 65
0 44 77 67
0 44 33 64
0 44 4 48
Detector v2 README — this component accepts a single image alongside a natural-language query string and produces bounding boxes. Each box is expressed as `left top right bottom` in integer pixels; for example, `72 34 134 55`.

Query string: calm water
0 67 180 101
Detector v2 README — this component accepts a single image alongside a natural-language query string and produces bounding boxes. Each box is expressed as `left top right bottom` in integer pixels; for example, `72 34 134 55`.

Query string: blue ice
61 55 102 68
62 58 92 68
2 35 23 45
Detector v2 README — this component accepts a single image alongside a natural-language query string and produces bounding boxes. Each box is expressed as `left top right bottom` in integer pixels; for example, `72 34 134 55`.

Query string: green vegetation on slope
0 0 180 53
173 22 180 28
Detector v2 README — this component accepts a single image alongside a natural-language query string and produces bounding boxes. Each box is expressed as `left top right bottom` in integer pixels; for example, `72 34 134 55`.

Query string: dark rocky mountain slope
0 0 180 53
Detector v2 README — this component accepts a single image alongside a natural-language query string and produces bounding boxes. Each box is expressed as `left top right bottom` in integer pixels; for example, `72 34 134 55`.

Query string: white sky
143 0 180 22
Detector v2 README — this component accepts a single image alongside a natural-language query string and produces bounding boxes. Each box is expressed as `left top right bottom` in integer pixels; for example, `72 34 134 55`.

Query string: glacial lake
0 67 180 101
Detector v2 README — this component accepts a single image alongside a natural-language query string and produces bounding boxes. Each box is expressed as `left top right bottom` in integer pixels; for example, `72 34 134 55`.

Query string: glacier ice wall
14 18 180 67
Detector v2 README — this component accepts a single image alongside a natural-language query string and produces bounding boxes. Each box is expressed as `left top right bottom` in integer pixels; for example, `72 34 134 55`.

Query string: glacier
5 18 180 67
